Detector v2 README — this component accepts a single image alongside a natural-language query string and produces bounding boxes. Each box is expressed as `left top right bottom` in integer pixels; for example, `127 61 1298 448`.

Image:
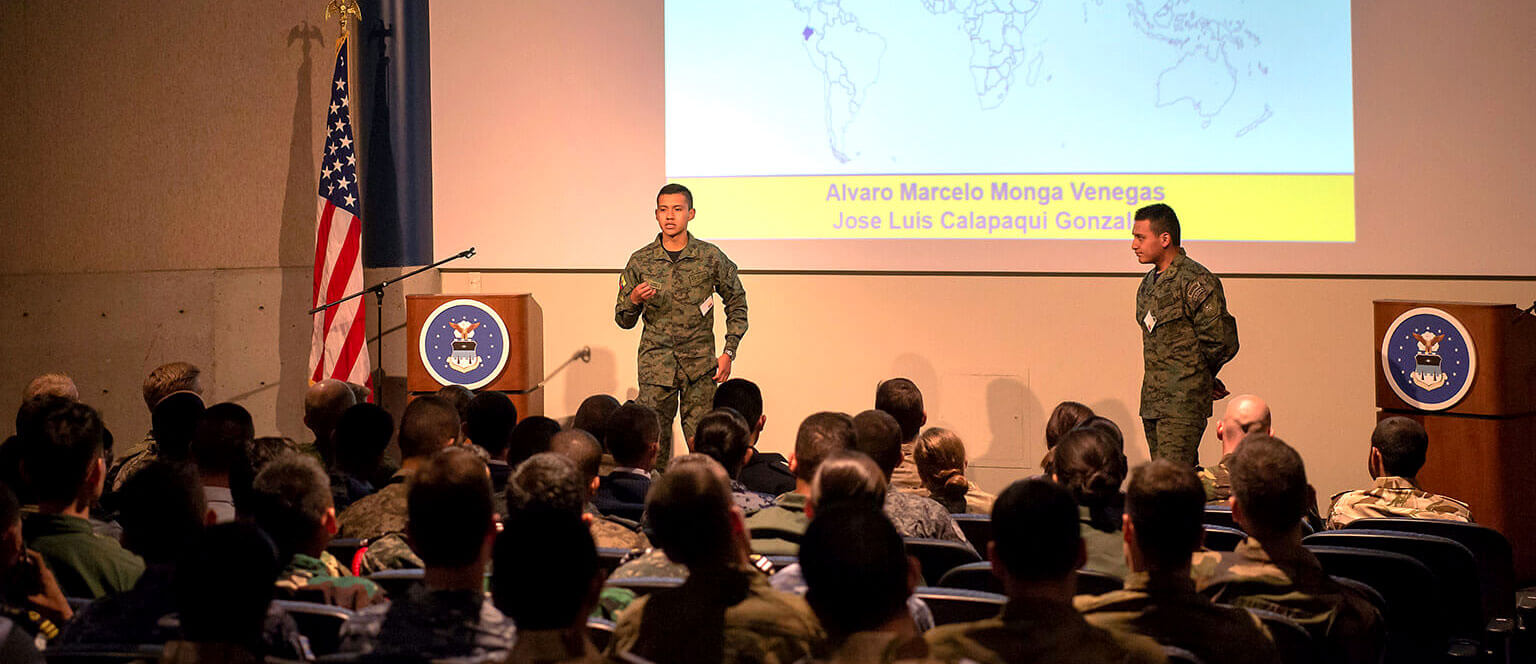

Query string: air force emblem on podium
420 299 510 390
1381 307 1477 411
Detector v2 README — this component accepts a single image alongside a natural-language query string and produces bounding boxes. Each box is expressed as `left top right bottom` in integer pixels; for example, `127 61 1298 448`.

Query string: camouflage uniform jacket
1326 475 1472 529
746 492 811 555
609 548 688 581
615 232 748 386
336 472 410 540
890 443 922 493
338 583 515 663
275 552 387 611
105 431 157 493
357 532 423 575
1075 571 1281 664
732 479 774 516
924 596 1167 664
1196 453 1236 503
1137 249 1239 419
591 516 652 552
884 489 973 553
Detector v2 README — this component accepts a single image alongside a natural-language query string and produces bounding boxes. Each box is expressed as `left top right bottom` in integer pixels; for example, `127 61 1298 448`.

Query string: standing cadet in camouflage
1326 416 1472 529
616 183 748 470
1131 204 1239 467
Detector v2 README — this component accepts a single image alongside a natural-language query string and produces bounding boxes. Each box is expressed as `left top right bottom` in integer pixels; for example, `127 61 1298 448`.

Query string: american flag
309 38 371 394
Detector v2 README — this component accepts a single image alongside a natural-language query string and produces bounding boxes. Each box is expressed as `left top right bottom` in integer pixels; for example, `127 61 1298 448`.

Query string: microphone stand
310 247 477 403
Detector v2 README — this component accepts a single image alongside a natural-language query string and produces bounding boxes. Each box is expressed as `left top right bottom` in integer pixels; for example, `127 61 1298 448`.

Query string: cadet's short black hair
506 452 585 518
607 403 660 467
693 408 752 476
1135 203 1182 246
874 378 924 442
851 410 903 478
435 384 474 422
801 506 909 638
152 392 205 460
572 394 620 447
191 402 254 476
408 447 494 567
793 412 855 482
493 510 597 631
118 461 206 565
399 396 459 459
176 522 279 649
1126 460 1205 571
810 450 886 514
658 183 693 209
465 391 518 458
647 455 734 567
712 379 763 433
334 403 394 473
1230 435 1309 539
1371 416 1429 478
251 453 333 560
992 479 1080 582
25 401 105 504
549 429 602 483
508 416 562 468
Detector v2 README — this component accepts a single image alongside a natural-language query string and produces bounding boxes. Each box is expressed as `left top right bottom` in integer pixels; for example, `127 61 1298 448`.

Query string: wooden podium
406 294 543 416
1374 300 1536 578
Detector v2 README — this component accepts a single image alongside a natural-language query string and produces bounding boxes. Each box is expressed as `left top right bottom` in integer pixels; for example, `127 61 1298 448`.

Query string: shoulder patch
1185 278 1210 305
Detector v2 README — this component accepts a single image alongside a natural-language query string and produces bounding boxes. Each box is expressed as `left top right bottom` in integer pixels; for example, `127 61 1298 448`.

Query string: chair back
325 538 368 568
1203 505 1239 530
605 576 685 598
40 645 165 663
586 617 616 651
1341 517 1514 620
1162 645 1206 664
1307 544 1446 662
364 568 425 598
1245 607 1318 664
272 599 354 656
950 513 992 554
936 561 1000 594
1305 529 1481 635
912 587 1006 626
1201 525 1246 552
597 547 632 574
904 538 982 585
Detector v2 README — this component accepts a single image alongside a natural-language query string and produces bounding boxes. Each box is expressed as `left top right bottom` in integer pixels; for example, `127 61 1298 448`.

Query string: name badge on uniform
699 296 713 316
1143 310 1157 331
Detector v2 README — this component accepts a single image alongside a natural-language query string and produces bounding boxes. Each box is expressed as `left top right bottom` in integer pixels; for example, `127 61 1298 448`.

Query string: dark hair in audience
1052 425 1127 532
914 427 971 504
810 450 886 514
658 182 694 209
175 522 279 650
506 452 585 518
0 482 17 531
793 412 855 482
1135 203 1182 246
801 506 910 639
465 391 518 458
992 479 1081 582
1229 435 1309 539
1079 416 1125 452
549 429 602 484
152 391 206 460
25 400 105 505
606 403 660 467
408 447 495 567
191 402 254 477
117 461 206 564
852 409 903 478
712 379 763 434
142 362 202 411
1125 459 1205 571
572 394 621 449
693 408 752 477
874 378 924 442
1045 401 1095 450
646 454 735 567
1371 416 1429 478
250 453 333 561
507 416 562 468
334 403 394 474
435 384 475 423
9 395 74 505
492 510 598 631
398 396 459 459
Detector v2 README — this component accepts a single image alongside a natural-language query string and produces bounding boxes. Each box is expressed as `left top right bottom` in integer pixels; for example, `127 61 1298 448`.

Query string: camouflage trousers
639 367 717 471
1142 416 1206 467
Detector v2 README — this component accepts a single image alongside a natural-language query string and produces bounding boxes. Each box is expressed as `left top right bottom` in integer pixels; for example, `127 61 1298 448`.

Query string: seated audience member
606 455 824 662
22 373 78 402
508 415 562 469
303 379 356 467
1195 435 1384 664
854 410 972 549
340 448 514 660
437 384 475 432
147 391 205 465
1327 416 1472 528
509 452 651 552
743 411 855 555
714 379 795 497
1197 394 1271 503
913 427 996 514
493 510 606 664
107 361 202 492
465 391 519 494
328 403 394 511
1042 400 1095 475
0 482 70 644
163 522 290 664
251 453 384 610
593 403 660 523
56 462 203 647
1052 424 1130 579
571 394 621 476
1076 460 1280 664
5 395 75 507
336 395 458 540
875 378 928 492
924 479 1165 664
550 429 612 515
22 401 144 598
692 408 774 515
802 506 939 663
190 402 255 523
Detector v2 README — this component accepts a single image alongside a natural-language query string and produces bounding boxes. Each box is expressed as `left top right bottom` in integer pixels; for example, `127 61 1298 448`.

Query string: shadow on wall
276 21 324 430
976 376 1042 471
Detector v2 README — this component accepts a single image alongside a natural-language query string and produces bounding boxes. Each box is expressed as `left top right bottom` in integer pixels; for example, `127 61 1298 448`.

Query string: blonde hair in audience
143 362 202 410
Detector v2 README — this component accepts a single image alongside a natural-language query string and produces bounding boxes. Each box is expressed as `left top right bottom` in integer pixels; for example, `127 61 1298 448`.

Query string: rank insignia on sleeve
1186 280 1209 304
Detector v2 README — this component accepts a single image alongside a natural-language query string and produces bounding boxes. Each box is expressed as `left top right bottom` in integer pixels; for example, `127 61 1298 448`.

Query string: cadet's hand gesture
714 352 733 383
629 281 658 305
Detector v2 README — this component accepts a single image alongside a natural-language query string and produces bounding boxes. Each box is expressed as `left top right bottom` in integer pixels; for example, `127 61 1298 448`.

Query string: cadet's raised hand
629 281 658 305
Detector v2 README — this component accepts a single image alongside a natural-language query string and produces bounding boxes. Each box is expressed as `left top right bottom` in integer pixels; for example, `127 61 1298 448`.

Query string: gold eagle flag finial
325 0 362 41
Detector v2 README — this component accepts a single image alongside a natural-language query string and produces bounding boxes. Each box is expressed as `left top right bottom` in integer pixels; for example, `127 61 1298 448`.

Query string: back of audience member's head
143 362 202 413
333 403 394 474
506 452 585 518
493 509 599 631
251 453 334 561
398 396 459 460
465 391 518 460
507 416 562 468
992 479 1081 584
175 522 279 650
1045 401 1095 450
809 450 887 515
8 396 73 504
793 411 855 483
874 378 925 443
190 402 254 478
1052 424 1127 531
408 447 495 568
0 482 19 570
435 384 475 425
801 505 911 640
549 429 602 487
1125 460 1205 573
914 427 972 504
572 394 621 448
303 379 356 431
23 373 78 402
646 454 737 568
152 391 206 460
230 436 294 520
25 400 105 507
692 408 752 478
1371 416 1429 479
118 461 206 564
606 403 661 468
1230 435 1309 540
852 409 904 479
712 379 764 438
